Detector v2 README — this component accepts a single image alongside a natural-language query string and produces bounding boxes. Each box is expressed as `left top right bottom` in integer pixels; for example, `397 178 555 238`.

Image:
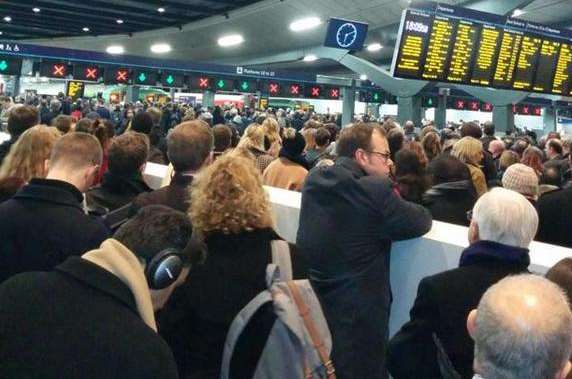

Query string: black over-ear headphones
145 248 185 290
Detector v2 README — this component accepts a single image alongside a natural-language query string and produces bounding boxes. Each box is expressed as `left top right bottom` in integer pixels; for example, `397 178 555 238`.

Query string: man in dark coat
296 123 432 379
87 132 152 212
388 188 537 379
132 120 213 213
0 205 193 379
537 182 572 248
0 132 110 283
0 105 39 165
423 155 478 226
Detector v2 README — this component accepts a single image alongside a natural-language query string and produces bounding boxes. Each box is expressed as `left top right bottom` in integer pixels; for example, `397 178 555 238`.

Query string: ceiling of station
0 0 263 39
14 0 572 79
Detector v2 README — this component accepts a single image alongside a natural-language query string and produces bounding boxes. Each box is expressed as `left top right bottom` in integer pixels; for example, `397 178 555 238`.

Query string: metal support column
202 90 215 108
435 95 447 129
341 85 356 127
397 95 422 127
492 105 515 134
126 86 140 103
543 106 557 136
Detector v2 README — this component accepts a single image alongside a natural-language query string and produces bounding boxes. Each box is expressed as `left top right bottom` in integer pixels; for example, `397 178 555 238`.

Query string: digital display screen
40 61 68 78
391 6 572 96
133 70 158 85
161 72 185 87
0 56 22 76
72 65 100 81
104 67 130 84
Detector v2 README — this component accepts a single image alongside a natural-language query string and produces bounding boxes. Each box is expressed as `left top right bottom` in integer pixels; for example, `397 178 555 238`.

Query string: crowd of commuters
0 93 572 379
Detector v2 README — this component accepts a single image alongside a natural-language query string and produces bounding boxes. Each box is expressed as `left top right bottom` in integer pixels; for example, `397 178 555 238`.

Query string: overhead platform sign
391 3 572 96
324 18 368 50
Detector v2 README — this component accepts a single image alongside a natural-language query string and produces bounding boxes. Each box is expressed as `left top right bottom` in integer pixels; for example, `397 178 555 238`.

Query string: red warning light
289 84 300 96
522 105 530 115
52 64 66 77
116 69 129 82
469 101 479 111
269 82 280 95
482 102 493 112
310 86 321 97
329 88 340 99
199 77 210 89
455 100 466 110
85 67 98 80
533 106 542 116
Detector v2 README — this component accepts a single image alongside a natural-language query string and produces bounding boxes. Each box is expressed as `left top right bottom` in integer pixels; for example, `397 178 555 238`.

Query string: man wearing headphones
0 205 194 379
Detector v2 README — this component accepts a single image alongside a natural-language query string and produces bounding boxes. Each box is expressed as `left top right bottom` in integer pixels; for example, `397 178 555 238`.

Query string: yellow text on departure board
422 18 454 79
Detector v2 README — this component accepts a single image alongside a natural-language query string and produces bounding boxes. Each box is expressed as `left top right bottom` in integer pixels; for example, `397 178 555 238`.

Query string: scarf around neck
82 239 157 331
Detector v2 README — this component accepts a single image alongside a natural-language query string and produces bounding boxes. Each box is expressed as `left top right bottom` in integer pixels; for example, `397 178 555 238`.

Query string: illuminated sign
422 96 438 108
72 65 100 81
371 91 383 103
66 80 85 100
190 76 212 90
214 78 234 91
469 100 480 111
236 80 257 92
134 70 158 85
40 62 68 78
0 56 22 75
306 85 322 98
263 81 281 95
481 102 493 112
327 87 340 99
161 72 185 87
288 83 302 97
104 67 130 84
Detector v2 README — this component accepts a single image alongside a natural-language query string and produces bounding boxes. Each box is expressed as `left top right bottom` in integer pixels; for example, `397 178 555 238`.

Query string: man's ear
469 221 479 244
467 309 477 340
354 149 367 167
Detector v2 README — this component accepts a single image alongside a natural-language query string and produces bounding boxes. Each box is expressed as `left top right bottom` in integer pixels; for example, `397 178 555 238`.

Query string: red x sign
290 85 300 95
85 67 98 79
199 78 209 88
470 101 479 110
330 88 339 98
269 83 279 94
311 87 321 97
116 70 128 81
53 64 66 77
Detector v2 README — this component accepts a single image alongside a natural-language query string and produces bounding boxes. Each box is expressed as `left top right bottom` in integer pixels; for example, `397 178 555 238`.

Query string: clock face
336 23 358 48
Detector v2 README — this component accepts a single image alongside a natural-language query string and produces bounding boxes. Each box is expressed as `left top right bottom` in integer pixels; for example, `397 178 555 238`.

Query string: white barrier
143 164 572 336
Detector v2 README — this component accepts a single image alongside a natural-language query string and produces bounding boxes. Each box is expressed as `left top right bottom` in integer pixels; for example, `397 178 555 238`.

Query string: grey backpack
220 240 336 379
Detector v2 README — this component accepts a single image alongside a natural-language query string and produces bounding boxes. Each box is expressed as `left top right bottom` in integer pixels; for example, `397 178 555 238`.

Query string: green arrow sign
241 81 249 91
0 60 7 72
217 79 226 89
373 93 380 101
166 75 174 85
138 72 147 82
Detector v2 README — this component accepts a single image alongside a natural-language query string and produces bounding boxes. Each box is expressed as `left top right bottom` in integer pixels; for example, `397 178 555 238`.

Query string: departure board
492 30 522 88
553 43 572 95
470 25 501 85
393 10 434 79
422 17 455 80
446 20 479 83
533 39 561 92
513 36 542 90
391 5 572 95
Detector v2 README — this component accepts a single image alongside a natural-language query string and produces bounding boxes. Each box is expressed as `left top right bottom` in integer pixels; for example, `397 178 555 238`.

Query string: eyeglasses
367 150 391 161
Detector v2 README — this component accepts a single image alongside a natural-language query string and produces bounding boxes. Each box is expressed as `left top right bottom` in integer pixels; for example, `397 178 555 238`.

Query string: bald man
468 274 572 379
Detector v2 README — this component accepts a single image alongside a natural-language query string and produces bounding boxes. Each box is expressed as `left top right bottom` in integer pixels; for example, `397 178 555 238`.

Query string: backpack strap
271 240 292 282
286 281 336 379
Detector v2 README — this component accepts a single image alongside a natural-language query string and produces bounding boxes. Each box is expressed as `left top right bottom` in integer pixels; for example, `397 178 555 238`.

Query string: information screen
391 5 572 96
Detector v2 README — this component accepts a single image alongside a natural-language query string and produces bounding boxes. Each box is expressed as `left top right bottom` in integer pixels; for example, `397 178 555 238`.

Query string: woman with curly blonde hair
452 136 487 196
161 153 306 378
261 117 282 156
0 125 61 183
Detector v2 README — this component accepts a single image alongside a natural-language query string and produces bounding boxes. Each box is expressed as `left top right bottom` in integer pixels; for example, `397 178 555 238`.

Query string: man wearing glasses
297 122 432 379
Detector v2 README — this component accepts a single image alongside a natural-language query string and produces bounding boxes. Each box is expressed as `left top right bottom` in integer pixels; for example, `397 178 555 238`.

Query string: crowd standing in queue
0 92 572 379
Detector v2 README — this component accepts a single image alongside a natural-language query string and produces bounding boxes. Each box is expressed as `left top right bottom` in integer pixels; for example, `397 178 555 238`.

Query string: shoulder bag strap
286 281 336 379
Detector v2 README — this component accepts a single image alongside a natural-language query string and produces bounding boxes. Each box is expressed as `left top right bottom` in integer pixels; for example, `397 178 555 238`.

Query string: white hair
472 187 538 248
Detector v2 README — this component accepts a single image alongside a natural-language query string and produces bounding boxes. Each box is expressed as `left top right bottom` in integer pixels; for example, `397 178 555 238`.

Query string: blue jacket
296 157 432 379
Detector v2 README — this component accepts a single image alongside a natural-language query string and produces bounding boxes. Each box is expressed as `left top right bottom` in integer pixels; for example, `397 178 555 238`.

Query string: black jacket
0 257 178 379
387 241 530 379
0 137 15 166
296 157 432 379
537 187 572 247
86 171 152 212
0 178 110 283
482 150 498 185
422 180 477 226
132 173 192 213
157 228 307 379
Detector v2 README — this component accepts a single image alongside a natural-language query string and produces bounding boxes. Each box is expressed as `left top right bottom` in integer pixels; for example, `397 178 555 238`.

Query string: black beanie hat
281 128 306 157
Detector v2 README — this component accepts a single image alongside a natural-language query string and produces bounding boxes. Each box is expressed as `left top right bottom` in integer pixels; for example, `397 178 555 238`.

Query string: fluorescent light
289 17 322 32
0 32 3 35
116 19 124 24
150 43 171 54
32 8 40 13
157 7 165 13
82 27 90 32
360 74 367 80
218 34 244 47
3 16 11 22
303 54 318 62
106 45 125 55
367 43 383 52
512 9 525 17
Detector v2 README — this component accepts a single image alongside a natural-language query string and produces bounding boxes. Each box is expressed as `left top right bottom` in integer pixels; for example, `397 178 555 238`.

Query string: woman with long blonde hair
0 125 61 183
452 136 487 196
236 123 275 172
261 117 282 157
159 153 306 378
